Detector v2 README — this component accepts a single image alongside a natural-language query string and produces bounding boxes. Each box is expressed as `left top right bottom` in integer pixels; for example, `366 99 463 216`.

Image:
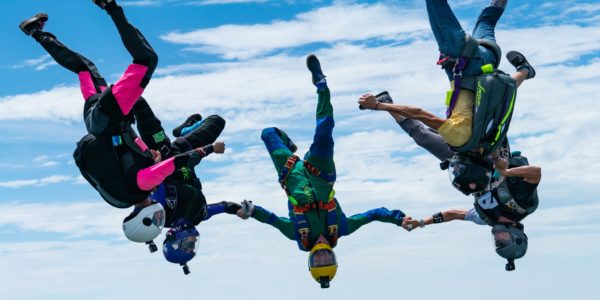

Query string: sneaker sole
19 13 48 35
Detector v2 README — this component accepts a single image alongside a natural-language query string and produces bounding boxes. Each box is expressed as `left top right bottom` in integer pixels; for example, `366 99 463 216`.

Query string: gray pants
398 119 455 161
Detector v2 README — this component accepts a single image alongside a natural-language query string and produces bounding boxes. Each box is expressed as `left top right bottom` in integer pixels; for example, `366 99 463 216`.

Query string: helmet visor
151 210 165 228
180 235 200 253
309 249 337 268
493 229 514 249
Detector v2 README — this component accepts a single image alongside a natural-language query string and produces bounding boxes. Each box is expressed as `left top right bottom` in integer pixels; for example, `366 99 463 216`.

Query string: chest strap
291 193 339 251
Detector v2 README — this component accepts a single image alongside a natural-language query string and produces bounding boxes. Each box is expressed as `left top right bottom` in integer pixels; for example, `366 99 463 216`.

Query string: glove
224 202 242 214
238 200 254 219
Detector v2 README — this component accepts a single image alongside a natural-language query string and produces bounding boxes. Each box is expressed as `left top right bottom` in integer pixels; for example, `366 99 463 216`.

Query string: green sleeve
251 205 296 240
344 207 405 236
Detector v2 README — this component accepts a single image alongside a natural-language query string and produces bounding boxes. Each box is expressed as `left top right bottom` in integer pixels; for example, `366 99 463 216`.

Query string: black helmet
447 154 492 195
491 223 528 271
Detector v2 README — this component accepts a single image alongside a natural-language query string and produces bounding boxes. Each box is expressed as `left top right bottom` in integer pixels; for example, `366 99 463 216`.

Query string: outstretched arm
358 94 446 129
240 204 296 241
344 207 405 236
403 208 486 231
203 201 243 221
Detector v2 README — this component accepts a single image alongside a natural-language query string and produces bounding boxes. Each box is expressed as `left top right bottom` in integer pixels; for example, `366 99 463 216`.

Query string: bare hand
358 93 378 110
150 149 162 163
236 209 249 220
213 141 225 154
401 217 421 232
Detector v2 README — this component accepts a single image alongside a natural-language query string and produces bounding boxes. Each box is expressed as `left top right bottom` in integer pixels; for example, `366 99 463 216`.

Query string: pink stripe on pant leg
112 63 149 115
78 71 97 101
136 156 175 191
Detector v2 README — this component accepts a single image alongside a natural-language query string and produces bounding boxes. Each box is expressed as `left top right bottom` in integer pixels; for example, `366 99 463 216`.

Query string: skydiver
236 55 411 289
19 0 208 250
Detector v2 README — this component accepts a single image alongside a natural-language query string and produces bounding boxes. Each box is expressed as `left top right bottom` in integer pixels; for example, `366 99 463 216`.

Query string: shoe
359 91 393 110
506 51 536 79
92 0 115 9
19 13 48 36
375 91 393 104
276 128 297 153
172 114 202 137
306 54 326 86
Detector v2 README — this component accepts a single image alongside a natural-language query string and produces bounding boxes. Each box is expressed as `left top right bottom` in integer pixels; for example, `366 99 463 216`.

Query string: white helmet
122 202 165 245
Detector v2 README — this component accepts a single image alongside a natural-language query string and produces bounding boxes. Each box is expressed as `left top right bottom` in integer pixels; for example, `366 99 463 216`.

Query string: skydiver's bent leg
31 31 107 100
398 119 455 161
305 87 335 176
101 3 158 116
261 127 295 174
172 115 226 153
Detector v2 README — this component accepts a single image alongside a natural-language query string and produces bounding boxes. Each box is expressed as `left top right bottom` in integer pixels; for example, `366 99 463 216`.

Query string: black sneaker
92 0 115 9
506 51 536 79
375 91 393 104
306 54 326 86
359 91 394 110
172 113 202 137
19 13 48 36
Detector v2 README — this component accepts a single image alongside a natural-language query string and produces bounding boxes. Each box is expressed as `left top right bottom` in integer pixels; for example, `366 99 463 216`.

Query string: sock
516 65 532 78
490 0 507 8
316 77 327 90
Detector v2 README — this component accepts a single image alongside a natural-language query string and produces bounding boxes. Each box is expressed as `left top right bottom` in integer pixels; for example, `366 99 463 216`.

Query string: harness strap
304 161 336 183
278 155 300 191
292 199 337 214
445 35 479 118
291 195 339 250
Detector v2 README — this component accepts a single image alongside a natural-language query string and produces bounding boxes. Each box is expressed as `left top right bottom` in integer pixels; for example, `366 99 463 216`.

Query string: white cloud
11 54 58 71
160 3 430 59
0 175 79 188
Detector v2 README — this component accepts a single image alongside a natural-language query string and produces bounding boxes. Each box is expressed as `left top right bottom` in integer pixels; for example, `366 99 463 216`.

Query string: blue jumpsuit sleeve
203 202 228 221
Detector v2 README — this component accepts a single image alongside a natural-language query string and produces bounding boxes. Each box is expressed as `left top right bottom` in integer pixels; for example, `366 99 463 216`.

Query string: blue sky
1 0 600 299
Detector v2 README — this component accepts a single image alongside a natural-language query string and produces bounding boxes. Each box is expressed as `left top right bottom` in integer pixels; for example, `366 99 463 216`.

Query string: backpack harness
278 155 338 251
438 35 516 155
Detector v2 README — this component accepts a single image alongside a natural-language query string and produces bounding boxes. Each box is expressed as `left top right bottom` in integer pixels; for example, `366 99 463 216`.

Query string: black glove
224 202 242 214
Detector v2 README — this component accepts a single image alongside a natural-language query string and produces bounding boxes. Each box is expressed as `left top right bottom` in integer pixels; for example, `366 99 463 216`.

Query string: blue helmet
162 219 200 275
